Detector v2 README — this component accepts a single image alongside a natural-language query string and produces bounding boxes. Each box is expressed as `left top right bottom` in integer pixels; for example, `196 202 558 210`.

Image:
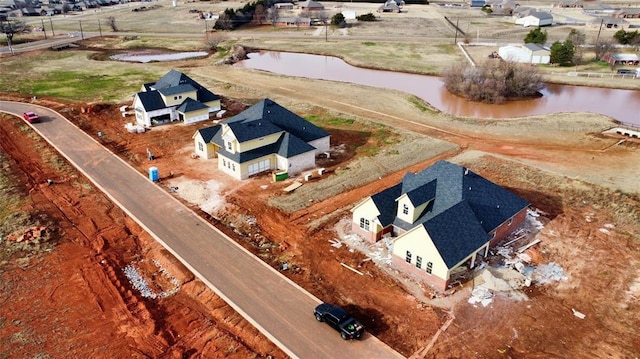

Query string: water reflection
235 51 640 125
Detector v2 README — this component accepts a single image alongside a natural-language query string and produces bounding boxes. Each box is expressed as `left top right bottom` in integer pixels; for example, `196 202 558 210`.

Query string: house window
232 164 235 171
405 251 412 263
222 159 226 166
426 261 433 274
359 218 370 231
402 204 409 215
416 256 422 269
226 141 232 151
198 142 203 151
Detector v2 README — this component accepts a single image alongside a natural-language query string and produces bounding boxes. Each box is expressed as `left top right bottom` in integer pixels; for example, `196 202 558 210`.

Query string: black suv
314 303 364 340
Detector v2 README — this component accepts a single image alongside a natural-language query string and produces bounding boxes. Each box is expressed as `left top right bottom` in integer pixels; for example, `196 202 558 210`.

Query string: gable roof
224 98 329 143
149 69 220 102
394 160 529 232
177 98 210 113
195 125 221 143
421 201 490 268
371 183 402 227
299 0 324 8
136 90 166 112
524 43 549 53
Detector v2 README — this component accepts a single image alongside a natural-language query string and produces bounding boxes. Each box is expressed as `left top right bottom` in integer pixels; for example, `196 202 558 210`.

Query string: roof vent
469 186 472 191
464 168 469 175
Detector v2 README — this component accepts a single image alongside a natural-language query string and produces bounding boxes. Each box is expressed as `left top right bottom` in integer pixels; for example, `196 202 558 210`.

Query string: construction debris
341 262 364 276
572 308 586 319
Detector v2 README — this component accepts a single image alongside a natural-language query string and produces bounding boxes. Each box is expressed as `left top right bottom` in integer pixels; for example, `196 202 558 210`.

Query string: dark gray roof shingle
371 160 529 268
196 126 221 143
225 98 329 143
177 98 209 113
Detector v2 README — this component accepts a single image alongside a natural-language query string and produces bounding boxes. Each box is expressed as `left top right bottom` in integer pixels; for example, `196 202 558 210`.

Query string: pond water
111 51 209 63
235 51 640 126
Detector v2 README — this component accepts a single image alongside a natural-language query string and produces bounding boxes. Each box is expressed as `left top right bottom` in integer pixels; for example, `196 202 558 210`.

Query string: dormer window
402 204 409 215
226 141 232 151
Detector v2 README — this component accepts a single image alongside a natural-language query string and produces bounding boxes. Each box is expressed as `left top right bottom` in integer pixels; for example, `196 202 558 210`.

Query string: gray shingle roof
150 69 220 102
370 160 529 268
421 201 490 268
225 98 329 143
177 98 209 113
207 98 329 163
135 70 219 114
196 126 221 143
371 183 402 227
159 84 196 96
136 90 166 112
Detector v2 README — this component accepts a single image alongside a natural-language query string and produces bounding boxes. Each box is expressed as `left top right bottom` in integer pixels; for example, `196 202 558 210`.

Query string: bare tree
106 16 118 32
267 7 280 28
443 61 544 104
253 4 267 25
204 32 228 52
594 38 617 62
567 29 586 64
0 20 30 55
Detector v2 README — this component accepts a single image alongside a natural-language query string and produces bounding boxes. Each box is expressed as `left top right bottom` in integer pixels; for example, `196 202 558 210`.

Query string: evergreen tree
550 40 575 66
524 28 547 44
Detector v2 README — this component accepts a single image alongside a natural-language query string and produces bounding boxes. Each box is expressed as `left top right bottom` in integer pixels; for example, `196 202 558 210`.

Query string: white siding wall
308 136 330 154
287 151 316 175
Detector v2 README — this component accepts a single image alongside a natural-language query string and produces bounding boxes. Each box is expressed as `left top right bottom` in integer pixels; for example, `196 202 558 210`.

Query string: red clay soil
2 95 639 358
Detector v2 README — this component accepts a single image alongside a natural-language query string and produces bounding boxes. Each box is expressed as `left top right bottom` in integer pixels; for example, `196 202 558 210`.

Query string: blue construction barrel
149 167 159 182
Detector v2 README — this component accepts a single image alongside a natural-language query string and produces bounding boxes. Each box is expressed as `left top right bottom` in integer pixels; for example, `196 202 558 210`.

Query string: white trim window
359 218 370 231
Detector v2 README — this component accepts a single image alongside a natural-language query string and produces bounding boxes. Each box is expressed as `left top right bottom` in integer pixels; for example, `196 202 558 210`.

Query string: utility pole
49 16 55 36
325 20 328 42
595 18 604 60
41 18 47 39
454 18 459 44
98 19 102 37
79 20 84 40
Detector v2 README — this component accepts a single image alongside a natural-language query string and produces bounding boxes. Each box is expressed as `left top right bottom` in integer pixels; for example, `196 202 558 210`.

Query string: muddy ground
1 87 639 358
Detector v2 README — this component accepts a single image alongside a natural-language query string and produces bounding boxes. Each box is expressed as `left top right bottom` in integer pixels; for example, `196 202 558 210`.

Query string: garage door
248 159 270 176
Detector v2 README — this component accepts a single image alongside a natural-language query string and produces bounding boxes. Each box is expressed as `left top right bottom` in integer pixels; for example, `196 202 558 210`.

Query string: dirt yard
2 77 639 358
2 6 640 355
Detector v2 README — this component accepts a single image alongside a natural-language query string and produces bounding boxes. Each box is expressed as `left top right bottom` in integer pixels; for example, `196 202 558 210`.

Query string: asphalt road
0 101 405 359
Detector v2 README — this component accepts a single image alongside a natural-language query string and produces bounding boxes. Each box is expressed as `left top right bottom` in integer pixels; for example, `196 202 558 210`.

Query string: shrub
442 61 544 104
356 13 377 22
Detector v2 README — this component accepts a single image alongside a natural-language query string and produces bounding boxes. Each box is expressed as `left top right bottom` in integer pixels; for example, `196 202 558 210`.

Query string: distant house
469 0 486 8
298 0 324 11
603 53 640 66
132 70 221 127
588 17 629 30
275 17 311 27
553 0 582 8
513 9 553 27
274 2 294 9
378 0 401 13
195 98 330 180
612 8 640 19
351 161 530 290
498 43 550 64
